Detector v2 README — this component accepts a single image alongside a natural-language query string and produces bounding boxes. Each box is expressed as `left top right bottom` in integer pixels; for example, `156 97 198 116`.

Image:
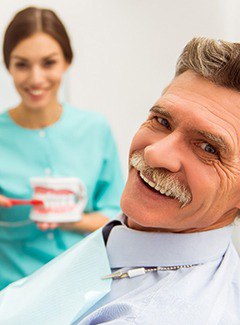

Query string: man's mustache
129 151 192 208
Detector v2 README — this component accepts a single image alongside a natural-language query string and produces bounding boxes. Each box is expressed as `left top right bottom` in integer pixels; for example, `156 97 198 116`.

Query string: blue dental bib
0 229 112 324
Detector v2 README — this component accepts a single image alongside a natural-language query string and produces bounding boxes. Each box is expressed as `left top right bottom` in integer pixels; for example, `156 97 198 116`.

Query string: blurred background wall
0 0 240 250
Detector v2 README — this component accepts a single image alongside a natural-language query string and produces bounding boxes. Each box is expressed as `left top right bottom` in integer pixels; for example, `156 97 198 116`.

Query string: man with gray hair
0 37 240 324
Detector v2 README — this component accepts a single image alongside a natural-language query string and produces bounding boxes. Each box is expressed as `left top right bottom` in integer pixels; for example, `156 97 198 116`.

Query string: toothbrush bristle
32 199 44 205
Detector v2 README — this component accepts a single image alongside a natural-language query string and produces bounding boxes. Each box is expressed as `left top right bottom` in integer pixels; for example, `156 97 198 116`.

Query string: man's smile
139 171 176 198
130 151 192 208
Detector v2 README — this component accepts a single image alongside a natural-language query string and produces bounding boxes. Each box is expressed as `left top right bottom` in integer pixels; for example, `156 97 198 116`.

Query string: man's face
121 70 240 232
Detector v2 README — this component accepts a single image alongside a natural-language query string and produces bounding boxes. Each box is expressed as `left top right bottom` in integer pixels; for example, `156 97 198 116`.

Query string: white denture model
30 177 87 222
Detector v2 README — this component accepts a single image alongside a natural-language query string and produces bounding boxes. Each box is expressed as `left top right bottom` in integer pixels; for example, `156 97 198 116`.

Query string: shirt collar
104 215 233 268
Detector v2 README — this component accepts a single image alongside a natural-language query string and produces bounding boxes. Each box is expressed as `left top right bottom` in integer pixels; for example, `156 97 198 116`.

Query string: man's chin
125 216 152 231
124 215 172 232
121 198 172 231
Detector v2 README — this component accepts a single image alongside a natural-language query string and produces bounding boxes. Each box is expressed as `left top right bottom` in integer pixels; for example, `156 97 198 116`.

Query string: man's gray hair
175 37 240 92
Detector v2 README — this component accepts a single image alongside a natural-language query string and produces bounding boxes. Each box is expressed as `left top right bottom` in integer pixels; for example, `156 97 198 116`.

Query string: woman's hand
36 212 109 232
0 195 12 208
36 222 59 231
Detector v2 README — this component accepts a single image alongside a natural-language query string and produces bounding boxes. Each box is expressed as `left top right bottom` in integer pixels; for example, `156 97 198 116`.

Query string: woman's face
8 32 69 110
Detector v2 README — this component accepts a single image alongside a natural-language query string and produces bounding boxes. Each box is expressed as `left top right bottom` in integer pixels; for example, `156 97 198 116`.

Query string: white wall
0 0 240 247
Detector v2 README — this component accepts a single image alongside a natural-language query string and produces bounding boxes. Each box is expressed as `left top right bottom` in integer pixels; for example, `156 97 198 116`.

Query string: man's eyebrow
197 130 229 153
149 106 173 119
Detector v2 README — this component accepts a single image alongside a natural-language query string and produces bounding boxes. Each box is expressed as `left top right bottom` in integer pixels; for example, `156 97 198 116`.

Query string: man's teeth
140 173 155 188
160 188 165 194
29 89 43 95
139 172 173 197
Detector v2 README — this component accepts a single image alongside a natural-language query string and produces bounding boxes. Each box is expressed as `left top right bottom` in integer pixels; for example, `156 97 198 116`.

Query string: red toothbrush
9 199 44 206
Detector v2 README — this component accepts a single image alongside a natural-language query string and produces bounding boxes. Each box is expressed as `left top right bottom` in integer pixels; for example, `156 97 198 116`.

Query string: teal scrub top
0 103 124 289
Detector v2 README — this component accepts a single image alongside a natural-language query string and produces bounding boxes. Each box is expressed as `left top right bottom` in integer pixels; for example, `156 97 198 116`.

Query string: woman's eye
43 60 56 67
200 142 217 155
15 62 27 69
156 117 171 129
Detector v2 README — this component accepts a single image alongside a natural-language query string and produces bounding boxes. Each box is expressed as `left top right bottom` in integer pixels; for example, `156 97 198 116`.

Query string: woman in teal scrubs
0 7 124 289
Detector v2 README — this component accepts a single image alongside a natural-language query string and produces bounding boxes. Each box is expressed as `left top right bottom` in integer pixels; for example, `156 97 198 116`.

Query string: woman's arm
36 212 109 232
60 212 109 232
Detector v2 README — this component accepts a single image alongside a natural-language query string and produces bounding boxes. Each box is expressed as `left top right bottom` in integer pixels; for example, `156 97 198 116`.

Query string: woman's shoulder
0 110 12 126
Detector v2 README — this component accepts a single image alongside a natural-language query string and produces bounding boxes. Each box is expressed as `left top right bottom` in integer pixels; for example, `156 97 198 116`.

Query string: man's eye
156 117 171 129
200 143 217 154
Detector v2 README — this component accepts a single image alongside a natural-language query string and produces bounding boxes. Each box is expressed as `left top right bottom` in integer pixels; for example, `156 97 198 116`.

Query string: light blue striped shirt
74 218 240 324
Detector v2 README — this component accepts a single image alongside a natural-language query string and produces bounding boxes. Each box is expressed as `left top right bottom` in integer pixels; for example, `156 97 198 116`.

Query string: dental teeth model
30 177 87 222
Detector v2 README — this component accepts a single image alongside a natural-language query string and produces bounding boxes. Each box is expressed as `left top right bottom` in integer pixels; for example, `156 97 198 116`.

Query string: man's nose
28 66 45 86
144 134 182 172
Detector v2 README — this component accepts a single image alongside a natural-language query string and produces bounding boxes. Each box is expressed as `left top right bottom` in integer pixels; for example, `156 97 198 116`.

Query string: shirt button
39 130 46 137
47 232 54 240
44 168 52 176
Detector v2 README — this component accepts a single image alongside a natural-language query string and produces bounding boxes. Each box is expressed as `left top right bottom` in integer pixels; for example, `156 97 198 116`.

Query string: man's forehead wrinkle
164 88 240 117
162 92 224 113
